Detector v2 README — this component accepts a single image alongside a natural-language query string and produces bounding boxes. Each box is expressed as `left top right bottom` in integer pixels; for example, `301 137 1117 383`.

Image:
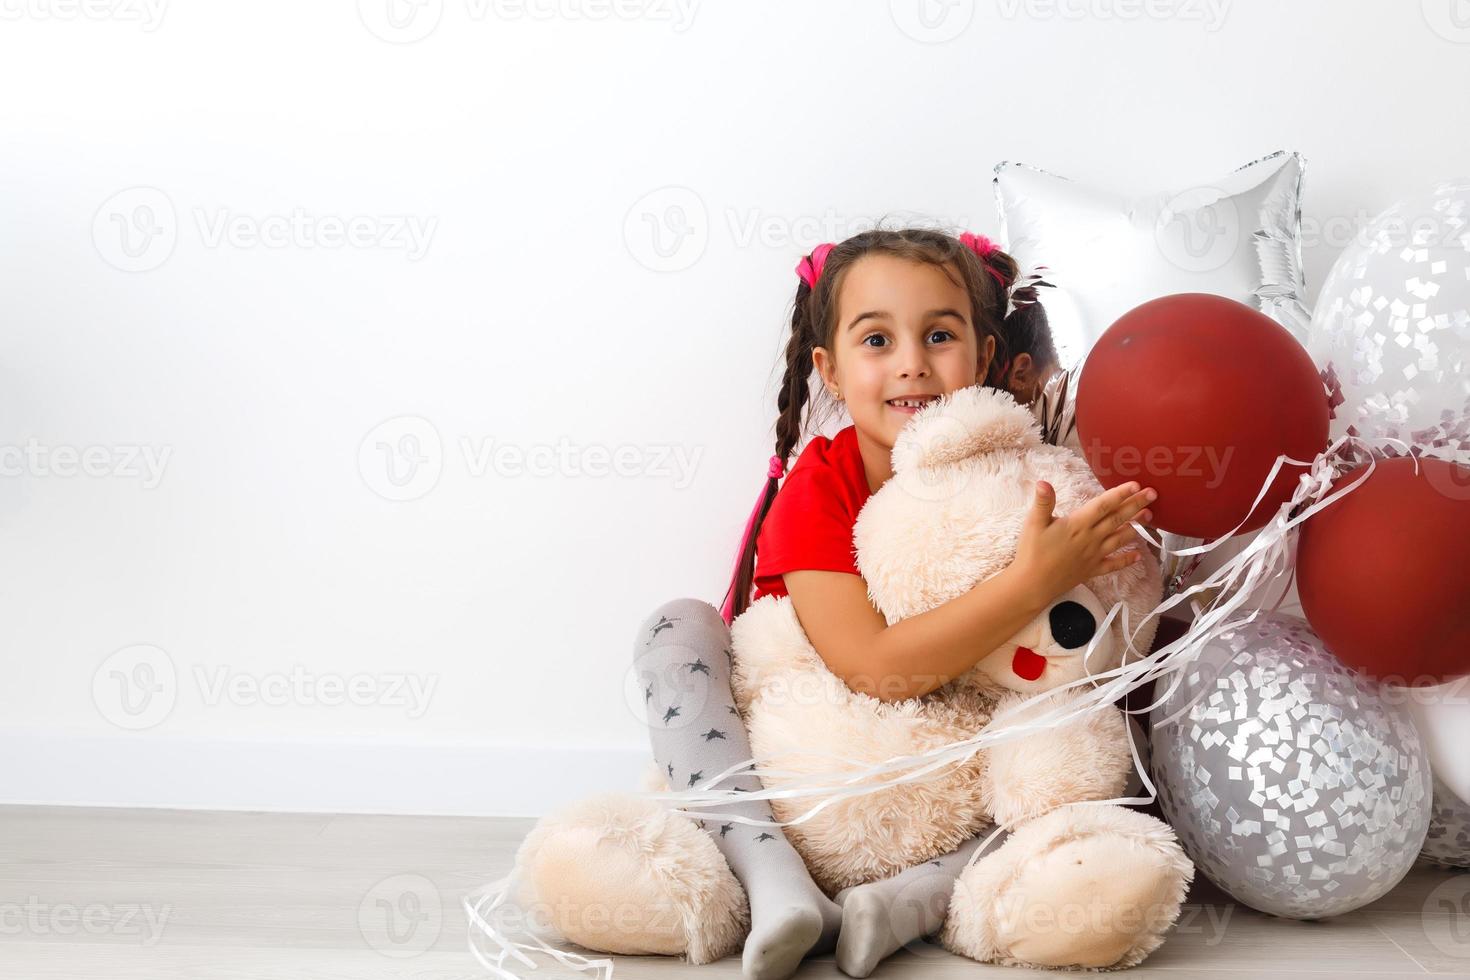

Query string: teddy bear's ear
891 385 1042 473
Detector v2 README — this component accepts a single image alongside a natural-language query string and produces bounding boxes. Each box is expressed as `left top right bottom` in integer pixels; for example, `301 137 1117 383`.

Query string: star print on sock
643 683 653 703
719 823 734 838
666 762 674 780
685 658 710 675
727 705 740 716
702 728 727 741
755 832 776 843
662 706 680 724
687 770 703 788
931 860 943 867
646 615 681 644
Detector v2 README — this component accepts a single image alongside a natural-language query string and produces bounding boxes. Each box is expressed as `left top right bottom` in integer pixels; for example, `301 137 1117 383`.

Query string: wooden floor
0 805 1467 978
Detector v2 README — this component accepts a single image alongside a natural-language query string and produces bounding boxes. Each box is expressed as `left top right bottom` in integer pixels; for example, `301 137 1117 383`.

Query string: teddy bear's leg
940 804 1193 970
511 793 749 963
633 597 842 978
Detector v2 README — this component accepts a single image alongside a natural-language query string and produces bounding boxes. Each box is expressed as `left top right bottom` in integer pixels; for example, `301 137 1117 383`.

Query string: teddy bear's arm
980 689 1133 828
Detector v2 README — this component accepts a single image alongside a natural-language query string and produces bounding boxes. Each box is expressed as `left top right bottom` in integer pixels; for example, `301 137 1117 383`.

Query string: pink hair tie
796 242 836 289
719 454 788 625
960 231 1008 289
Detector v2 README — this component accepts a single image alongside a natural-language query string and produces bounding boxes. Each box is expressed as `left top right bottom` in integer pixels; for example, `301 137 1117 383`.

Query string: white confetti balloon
1307 179 1470 459
1151 613 1432 919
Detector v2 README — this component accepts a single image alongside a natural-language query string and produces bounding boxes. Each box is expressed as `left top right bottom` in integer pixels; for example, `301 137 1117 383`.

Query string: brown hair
722 226 1026 621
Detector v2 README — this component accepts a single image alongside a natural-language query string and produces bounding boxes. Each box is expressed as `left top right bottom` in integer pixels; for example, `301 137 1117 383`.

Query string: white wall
1 0 1466 815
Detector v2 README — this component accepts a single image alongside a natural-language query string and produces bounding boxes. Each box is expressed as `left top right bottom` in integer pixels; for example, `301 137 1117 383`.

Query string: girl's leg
633 598 842 980
834 828 1011 978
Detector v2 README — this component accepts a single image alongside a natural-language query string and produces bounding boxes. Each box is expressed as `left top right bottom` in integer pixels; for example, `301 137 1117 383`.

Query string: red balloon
1075 293 1330 539
1297 456 1470 685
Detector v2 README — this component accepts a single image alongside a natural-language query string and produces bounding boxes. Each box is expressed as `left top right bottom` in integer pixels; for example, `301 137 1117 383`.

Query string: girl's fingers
1100 524 1142 555
1076 481 1141 526
1092 487 1156 531
1098 549 1142 575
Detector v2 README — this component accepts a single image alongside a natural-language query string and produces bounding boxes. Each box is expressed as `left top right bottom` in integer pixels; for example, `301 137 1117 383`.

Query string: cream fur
725 384 1191 969
512 793 748 964
513 384 1190 971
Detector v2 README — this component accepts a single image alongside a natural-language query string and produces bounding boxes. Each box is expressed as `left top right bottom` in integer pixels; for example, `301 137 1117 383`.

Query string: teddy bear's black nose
1049 601 1097 650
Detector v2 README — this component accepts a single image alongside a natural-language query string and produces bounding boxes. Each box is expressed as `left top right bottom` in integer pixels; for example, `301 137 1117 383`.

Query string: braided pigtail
720 278 819 624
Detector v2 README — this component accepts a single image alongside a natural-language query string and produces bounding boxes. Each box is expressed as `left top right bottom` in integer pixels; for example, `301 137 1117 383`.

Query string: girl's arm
785 479 1155 702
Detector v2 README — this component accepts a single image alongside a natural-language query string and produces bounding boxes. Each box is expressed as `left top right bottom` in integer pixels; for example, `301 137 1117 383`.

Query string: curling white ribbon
647 433 1404 827
465 433 1406 976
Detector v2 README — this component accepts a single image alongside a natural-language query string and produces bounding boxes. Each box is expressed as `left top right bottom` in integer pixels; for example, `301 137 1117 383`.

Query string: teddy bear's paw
940 804 1193 971
512 793 748 963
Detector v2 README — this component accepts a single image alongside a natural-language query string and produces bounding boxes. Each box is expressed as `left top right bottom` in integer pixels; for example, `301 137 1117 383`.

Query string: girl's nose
1049 600 1097 650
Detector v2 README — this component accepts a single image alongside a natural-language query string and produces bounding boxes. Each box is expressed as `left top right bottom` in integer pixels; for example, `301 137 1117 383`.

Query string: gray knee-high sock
834 828 1011 978
634 598 842 980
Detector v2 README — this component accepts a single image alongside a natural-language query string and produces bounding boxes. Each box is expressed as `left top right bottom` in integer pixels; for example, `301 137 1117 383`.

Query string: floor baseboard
0 730 651 817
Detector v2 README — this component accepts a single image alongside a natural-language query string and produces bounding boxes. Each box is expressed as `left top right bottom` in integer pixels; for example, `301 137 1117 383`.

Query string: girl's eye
862 330 953 348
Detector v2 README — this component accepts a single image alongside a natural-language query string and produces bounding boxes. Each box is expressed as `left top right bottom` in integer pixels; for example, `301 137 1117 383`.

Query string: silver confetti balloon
1422 777 1470 869
1150 613 1432 919
1307 179 1470 460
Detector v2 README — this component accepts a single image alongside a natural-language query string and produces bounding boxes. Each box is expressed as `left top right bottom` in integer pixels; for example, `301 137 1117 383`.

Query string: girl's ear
812 346 836 392
976 334 997 384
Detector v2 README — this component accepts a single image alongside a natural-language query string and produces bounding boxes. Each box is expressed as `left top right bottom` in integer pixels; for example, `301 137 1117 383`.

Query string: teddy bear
506 384 1194 971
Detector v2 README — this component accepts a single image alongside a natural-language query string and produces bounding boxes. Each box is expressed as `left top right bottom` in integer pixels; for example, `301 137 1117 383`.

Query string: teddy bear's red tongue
1012 646 1046 681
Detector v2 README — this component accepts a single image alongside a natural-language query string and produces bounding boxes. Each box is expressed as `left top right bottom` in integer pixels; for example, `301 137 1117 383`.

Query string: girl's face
813 253 996 454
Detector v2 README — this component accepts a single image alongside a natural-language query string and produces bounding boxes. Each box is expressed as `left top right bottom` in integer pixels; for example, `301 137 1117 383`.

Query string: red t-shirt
751 424 873 602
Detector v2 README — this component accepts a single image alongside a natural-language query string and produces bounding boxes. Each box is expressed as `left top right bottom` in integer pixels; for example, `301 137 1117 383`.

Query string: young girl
633 228 1155 979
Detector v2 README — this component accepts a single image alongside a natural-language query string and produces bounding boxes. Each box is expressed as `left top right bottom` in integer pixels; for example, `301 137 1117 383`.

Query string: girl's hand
1012 479 1156 599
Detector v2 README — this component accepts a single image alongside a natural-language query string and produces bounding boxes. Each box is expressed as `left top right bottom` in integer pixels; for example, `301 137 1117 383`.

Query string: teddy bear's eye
1049 600 1097 650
